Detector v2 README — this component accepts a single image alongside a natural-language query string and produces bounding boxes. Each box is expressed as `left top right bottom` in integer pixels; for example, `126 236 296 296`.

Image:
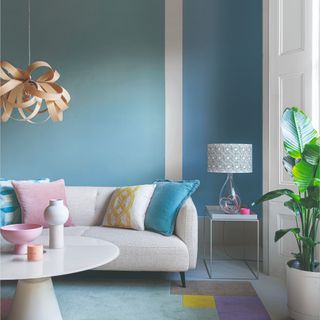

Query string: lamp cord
28 0 31 65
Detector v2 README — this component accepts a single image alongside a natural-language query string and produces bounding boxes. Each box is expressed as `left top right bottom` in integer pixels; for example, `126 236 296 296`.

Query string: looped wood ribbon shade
0 61 70 123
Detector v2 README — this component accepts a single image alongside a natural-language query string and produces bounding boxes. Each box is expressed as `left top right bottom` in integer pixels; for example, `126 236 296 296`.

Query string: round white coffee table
0 236 119 320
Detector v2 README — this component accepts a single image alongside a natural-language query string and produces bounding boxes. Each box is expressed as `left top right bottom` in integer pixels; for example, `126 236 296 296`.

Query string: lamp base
219 173 241 214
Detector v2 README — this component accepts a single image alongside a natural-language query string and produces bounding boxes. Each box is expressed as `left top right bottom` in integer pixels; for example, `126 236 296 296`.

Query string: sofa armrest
175 198 198 269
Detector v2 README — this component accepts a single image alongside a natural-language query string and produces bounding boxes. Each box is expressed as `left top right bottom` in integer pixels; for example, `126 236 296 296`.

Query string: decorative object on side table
240 207 251 215
207 144 252 213
0 223 43 254
44 199 69 249
252 107 320 320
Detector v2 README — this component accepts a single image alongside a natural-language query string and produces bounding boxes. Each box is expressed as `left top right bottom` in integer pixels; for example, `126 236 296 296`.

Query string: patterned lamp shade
207 144 252 173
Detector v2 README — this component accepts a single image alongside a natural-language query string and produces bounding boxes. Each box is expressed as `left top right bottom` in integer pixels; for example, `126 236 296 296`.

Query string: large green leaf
252 189 300 206
283 156 296 177
309 187 320 202
284 199 300 215
275 228 300 242
315 164 320 186
292 160 318 192
281 107 318 158
314 209 320 219
303 142 320 165
297 236 318 248
300 197 318 209
301 187 320 209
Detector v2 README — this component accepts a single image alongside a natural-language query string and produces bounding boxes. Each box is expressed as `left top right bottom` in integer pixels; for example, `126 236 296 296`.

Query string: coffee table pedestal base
8 277 62 320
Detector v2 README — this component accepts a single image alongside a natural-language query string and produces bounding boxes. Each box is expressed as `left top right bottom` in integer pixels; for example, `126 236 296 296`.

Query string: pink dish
240 208 251 215
0 224 43 254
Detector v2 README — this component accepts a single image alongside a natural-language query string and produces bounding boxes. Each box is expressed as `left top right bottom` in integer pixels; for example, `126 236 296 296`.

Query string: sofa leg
179 272 186 288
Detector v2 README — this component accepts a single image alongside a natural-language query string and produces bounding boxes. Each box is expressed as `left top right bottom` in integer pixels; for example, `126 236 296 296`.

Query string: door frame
262 0 320 274
262 0 270 275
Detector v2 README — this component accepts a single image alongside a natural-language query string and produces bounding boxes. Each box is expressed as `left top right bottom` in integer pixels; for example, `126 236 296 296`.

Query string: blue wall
1 0 165 186
1 0 263 215
183 0 262 215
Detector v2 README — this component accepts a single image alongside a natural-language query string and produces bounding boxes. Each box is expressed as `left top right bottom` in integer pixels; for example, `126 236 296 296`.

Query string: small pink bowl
0 224 43 254
240 208 251 215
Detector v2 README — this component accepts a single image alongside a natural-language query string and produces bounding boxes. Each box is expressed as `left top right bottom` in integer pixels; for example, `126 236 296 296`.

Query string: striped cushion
0 179 49 227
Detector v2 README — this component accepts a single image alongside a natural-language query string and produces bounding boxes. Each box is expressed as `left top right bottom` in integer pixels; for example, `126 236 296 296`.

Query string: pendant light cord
0 0 31 63
0 0 2 62
28 0 31 65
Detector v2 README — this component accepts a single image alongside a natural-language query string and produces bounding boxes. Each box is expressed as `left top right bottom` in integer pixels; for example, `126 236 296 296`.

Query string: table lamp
207 144 252 213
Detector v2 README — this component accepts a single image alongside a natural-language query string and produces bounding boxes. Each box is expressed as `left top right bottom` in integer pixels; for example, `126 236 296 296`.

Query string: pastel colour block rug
1 276 270 320
171 280 270 320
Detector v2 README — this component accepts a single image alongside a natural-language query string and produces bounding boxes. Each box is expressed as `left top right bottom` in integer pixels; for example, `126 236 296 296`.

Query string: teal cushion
145 180 200 236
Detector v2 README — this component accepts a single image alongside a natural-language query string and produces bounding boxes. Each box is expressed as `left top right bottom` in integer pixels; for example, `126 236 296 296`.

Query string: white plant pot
286 264 320 320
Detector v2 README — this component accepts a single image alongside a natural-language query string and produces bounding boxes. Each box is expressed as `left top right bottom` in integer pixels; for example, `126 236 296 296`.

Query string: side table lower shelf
203 206 260 280
204 258 259 280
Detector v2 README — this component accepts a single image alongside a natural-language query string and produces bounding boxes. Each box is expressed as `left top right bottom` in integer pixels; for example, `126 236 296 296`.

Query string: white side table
203 205 259 280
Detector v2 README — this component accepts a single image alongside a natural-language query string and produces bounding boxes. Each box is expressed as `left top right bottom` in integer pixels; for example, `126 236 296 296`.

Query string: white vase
44 199 69 249
286 264 320 320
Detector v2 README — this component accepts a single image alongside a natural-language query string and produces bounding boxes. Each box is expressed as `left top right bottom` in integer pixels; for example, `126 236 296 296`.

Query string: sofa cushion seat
41 226 189 271
82 226 189 272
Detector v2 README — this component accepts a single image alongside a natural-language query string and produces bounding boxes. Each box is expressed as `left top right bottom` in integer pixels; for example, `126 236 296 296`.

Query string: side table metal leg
209 219 213 278
203 216 206 260
243 221 246 261
257 220 260 279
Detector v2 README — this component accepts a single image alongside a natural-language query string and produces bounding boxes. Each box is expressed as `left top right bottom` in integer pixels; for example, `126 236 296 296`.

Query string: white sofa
44 186 198 285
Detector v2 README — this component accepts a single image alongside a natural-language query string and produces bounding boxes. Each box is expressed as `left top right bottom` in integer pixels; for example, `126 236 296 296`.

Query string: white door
264 0 320 278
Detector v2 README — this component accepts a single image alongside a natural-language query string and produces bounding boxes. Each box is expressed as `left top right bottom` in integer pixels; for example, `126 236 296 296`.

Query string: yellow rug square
182 295 216 308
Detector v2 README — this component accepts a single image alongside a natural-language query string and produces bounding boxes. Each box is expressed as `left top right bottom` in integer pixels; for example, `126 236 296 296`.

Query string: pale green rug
1 272 270 320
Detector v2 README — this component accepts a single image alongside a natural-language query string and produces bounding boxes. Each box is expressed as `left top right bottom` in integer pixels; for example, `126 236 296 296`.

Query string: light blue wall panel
1 0 165 186
183 0 262 215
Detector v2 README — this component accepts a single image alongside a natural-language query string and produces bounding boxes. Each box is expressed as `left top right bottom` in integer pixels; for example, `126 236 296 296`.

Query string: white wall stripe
165 0 183 180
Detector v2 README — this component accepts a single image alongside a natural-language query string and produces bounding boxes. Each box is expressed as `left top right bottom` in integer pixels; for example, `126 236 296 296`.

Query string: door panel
279 0 305 55
265 0 316 279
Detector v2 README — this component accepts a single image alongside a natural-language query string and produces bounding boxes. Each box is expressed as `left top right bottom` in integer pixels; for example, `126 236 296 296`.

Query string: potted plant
252 107 320 320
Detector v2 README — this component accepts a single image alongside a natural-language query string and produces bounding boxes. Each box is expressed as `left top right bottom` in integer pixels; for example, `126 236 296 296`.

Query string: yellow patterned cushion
102 184 156 231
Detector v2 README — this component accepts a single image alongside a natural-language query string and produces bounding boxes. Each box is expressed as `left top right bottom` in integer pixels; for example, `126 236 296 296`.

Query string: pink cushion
12 179 73 227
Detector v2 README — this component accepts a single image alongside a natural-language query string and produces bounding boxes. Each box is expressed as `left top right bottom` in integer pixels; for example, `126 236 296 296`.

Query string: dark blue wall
183 0 262 215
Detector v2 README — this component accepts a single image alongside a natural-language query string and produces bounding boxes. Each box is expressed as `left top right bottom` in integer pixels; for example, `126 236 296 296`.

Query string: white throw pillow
102 184 156 231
